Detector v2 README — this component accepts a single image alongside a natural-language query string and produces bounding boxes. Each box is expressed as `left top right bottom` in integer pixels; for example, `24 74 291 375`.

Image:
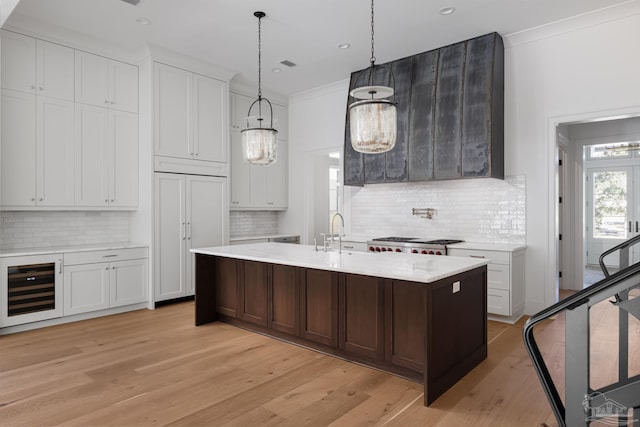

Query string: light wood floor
0 299 637 427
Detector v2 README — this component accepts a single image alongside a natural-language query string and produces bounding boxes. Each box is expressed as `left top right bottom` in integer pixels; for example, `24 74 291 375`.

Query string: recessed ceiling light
337 43 351 49
136 17 151 25
271 67 282 73
439 7 455 15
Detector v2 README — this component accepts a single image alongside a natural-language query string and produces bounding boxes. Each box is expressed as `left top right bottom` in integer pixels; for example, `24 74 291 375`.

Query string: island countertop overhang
191 242 489 284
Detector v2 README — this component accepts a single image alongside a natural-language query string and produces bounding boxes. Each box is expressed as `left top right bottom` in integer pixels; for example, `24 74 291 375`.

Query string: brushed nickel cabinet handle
469 255 486 258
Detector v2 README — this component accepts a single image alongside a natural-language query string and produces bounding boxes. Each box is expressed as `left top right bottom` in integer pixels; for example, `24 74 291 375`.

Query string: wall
285 2 640 315
505 2 640 312
0 211 129 250
230 211 278 237
350 176 525 243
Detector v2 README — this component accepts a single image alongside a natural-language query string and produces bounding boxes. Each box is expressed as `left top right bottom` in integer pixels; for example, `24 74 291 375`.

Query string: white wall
505 2 640 313
284 2 640 315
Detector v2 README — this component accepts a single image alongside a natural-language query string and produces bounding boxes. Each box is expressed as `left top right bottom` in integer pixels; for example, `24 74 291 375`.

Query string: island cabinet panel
300 269 338 347
339 274 385 361
238 260 269 327
214 257 238 319
425 268 487 404
269 264 300 336
385 280 426 372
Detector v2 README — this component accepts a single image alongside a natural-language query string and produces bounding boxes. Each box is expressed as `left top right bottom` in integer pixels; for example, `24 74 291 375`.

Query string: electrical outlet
452 281 461 293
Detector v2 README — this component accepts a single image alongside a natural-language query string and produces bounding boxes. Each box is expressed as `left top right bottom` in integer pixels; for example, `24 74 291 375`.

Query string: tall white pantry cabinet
153 61 229 302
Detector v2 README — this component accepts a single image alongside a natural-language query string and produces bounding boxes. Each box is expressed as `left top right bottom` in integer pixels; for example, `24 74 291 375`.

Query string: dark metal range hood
343 32 504 186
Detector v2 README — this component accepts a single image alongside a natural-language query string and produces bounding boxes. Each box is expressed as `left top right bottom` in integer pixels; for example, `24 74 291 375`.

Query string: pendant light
348 0 397 154
241 11 278 166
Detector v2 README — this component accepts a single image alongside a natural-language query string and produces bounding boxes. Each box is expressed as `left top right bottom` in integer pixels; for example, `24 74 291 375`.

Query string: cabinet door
154 173 187 301
110 258 148 307
266 139 288 208
37 96 75 206
339 274 385 360
1 90 36 206
110 60 138 113
300 269 338 346
154 62 192 159
230 132 252 208
111 110 139 207
214 257 238 318
36 40 74 101
75 104 110 206
1 31 36 94
193 74 226 162
63 263 110 315
272 103 288 140
230 92 253 131
239 260 269 327
269 264 299 336
385 280 425 372
186 175 227 294
75 51 110 108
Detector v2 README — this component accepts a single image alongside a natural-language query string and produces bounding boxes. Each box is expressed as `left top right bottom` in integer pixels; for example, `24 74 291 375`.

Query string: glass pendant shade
243 10 278 166
347 0 398 155
241 127 278 165
349 99 397 153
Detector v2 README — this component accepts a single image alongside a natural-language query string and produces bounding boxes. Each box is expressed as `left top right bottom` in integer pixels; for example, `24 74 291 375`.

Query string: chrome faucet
330 213 345 253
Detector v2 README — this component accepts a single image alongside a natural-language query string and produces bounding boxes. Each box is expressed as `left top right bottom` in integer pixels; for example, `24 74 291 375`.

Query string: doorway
308 149 342 244
557 117 640 294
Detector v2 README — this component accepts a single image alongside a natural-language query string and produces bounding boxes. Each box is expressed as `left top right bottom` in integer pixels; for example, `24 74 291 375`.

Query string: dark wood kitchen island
192 242 489 406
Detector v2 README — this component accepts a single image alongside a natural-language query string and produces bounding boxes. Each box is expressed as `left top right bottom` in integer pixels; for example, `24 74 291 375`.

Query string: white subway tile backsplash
230 211 279 237
0 211 129 250
350 176 525 244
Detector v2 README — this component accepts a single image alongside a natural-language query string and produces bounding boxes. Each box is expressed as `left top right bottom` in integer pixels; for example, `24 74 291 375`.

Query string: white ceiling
4 0 634 96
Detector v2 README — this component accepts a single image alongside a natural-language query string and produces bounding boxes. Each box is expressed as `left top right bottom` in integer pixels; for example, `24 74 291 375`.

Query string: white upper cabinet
75 50 138 113
193 73 226 163
75 104 138 208
154 62 227 165
1 31 74 101
231 91 287 140
0 89 74 208
1 90 37 206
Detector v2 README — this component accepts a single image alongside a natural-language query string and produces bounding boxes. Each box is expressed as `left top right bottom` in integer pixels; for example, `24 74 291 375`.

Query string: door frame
549 107 640 306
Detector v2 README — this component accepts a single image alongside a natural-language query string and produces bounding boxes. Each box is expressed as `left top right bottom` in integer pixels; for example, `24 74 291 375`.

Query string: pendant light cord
370 0 376 67
257 14 263 100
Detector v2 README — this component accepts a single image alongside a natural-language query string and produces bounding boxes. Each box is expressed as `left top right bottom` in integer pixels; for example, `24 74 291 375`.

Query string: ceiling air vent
120 0 142 6
279 60 297 68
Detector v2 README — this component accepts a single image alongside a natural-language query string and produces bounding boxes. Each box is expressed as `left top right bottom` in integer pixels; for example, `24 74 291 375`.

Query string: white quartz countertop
0 242 148 258
192 242 489 284
448 242 527 252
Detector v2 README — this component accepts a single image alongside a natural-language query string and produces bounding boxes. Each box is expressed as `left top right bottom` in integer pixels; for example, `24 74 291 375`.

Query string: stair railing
523 234 640 427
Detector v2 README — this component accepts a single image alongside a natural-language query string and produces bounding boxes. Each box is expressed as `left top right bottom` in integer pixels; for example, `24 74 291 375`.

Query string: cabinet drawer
487 263 510 291
448 248 510 264
64 247 148 266
487 288 510 316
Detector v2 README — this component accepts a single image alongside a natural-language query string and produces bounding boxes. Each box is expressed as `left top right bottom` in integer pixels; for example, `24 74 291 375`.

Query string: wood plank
0 299 636 427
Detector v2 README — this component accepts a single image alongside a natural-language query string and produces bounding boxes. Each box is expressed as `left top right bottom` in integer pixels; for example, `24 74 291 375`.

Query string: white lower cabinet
448 247 526 322
154 173 227 302
63 248 148 316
